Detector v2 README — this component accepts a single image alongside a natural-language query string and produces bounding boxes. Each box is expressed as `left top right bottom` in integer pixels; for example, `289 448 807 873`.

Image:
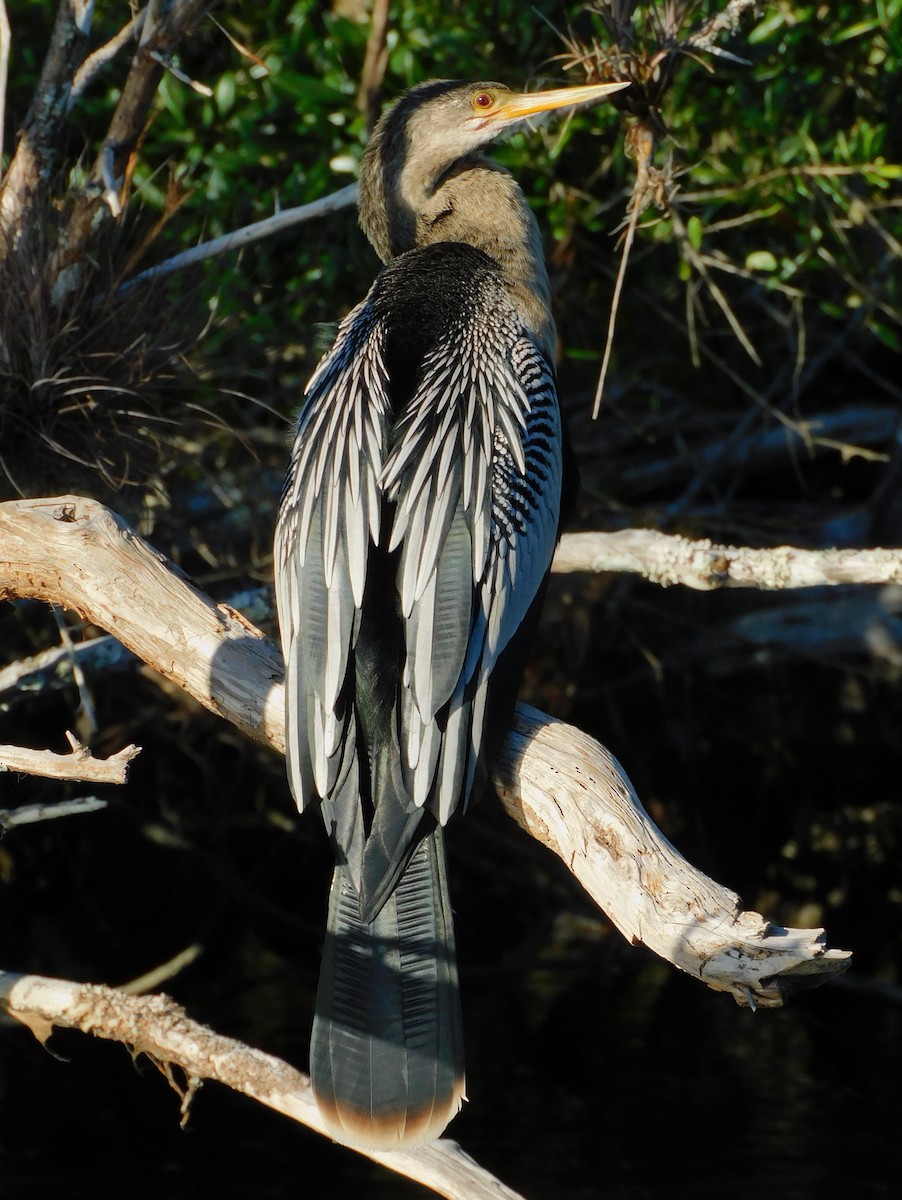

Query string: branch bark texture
0 0 93 238
0 495 284 747
551 528 902 589
0 735 139 783
57 0 210 272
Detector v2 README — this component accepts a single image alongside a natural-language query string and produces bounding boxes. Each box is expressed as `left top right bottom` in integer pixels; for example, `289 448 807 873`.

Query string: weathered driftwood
0 971 525 1200
495 709 847 1007
0 731 139 783
0 494 850 1005
0 495 285 747
550 528 902 589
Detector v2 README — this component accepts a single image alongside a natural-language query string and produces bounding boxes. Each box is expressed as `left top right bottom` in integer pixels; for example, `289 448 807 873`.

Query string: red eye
473 92 494 109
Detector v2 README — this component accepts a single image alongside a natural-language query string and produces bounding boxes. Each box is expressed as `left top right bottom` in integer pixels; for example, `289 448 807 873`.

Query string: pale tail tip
315 1081 466 1152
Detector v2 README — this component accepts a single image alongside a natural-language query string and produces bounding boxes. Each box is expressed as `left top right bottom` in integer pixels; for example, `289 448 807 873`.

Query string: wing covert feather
383 317 562 828
275 303 390 816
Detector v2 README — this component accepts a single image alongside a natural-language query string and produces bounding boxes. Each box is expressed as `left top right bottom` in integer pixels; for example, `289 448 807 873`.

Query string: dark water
1 956 899 1199
2 581 901 1198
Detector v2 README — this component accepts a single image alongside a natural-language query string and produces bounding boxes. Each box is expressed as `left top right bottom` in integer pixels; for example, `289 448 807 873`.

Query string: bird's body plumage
274 75 625 1150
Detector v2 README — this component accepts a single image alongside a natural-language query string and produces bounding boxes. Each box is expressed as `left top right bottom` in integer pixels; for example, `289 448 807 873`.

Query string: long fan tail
311 826 465 1150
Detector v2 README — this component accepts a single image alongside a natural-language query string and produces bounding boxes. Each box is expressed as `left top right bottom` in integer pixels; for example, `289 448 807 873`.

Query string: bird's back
277 240 562 906
275 238 562 1148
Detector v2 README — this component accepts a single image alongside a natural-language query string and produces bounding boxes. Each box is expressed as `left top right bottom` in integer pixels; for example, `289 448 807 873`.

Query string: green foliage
601 0 902 396
2 1 898 497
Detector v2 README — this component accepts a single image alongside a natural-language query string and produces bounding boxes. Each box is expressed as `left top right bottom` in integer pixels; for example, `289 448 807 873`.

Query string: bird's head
460 79 630 136
360 78 629 262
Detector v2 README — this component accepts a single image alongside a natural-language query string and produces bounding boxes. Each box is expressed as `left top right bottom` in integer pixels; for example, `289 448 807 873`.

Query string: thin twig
0 796 107 827
115 183 358 294
119 945 204 995
670 201 762 366
147 47 212 97
357 0 391 130
207 15 269 74
679 161 900 205
593 121 657 419
50 604 98 738
67 6 148 112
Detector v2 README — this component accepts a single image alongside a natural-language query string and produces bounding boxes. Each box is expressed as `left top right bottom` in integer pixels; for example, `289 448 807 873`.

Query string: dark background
2 2 901 1196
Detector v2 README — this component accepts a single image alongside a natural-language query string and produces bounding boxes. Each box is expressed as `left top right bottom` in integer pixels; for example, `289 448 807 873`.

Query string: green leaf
870 321 902 352
745 251 779 272
829 20 881 43
749 10 789 43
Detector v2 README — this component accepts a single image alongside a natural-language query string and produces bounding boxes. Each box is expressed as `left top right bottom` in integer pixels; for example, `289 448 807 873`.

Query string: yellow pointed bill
491 80 629 125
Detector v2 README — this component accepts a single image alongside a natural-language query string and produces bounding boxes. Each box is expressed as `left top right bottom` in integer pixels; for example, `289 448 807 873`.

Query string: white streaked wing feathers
384 329 561 824
276 283 561 833
275 309 389 813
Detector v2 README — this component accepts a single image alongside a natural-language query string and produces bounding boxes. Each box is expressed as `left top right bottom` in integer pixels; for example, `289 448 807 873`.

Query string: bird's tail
310 825 465 1150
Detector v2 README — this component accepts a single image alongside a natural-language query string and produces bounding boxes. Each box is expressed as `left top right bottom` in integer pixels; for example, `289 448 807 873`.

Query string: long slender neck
359 147 555 359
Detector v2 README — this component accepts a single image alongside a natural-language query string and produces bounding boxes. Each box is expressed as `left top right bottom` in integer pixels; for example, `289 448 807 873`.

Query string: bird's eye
472 91 495 111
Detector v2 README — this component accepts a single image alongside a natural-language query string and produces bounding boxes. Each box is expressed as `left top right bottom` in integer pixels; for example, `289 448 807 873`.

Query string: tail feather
311 826 465 1150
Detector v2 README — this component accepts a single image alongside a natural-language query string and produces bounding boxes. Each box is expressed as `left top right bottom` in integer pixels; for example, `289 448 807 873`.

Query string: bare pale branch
550 528 902 590
67 7 148 112
117 184 358 294
0 796 107 826
0 971 526 1200
0 734 139 783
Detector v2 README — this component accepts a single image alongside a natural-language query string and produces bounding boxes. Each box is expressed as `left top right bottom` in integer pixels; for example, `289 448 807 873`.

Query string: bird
274 76 627 1151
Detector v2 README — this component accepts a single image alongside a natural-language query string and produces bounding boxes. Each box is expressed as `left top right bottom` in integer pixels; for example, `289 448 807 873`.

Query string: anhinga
274 77 626 1150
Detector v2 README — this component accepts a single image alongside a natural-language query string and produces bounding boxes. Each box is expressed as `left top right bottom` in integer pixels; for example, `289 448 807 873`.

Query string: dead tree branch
0 0 93 241
117 183 358 294
4 517 898 714
0 733 139 783
67 6 148 113
0 495 283 747
0 971 525 1200
550 528 902 589
56 0 210 275
0 796 107 826
0 494 850 1003
0 492 853 1195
